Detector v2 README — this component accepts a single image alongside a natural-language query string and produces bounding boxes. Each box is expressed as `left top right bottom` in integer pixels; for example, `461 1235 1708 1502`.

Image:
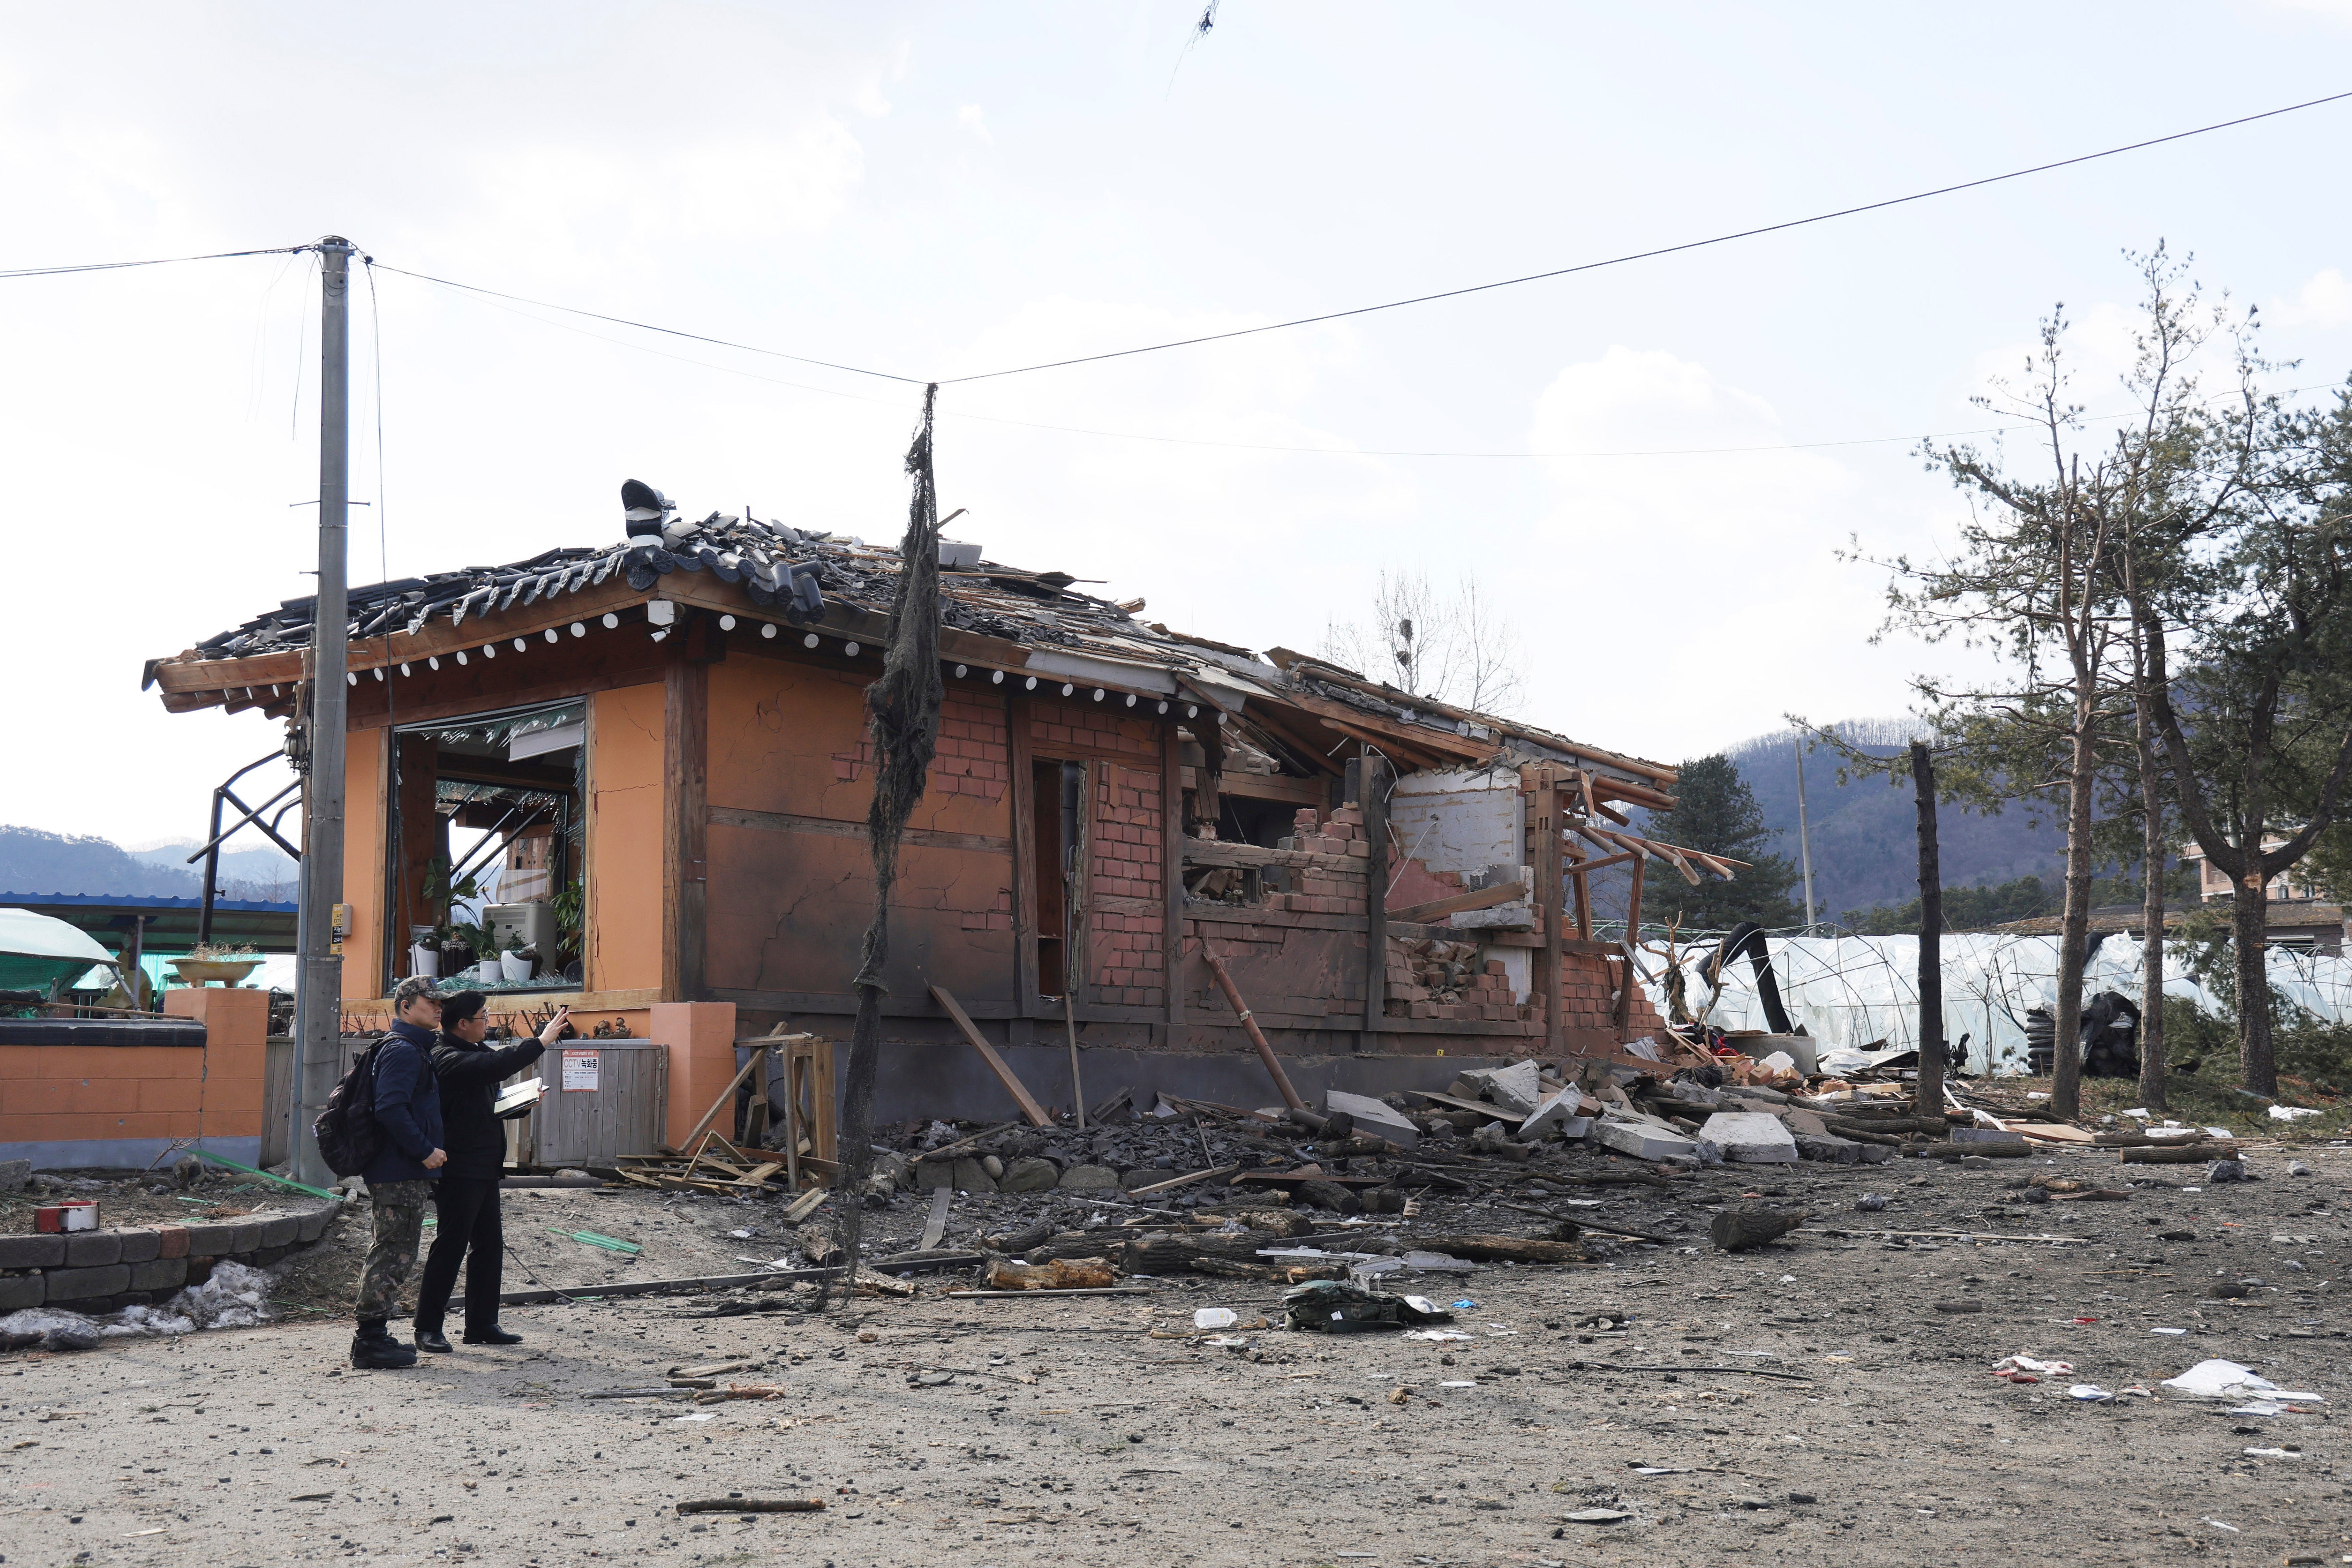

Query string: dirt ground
4 1137 2348 1567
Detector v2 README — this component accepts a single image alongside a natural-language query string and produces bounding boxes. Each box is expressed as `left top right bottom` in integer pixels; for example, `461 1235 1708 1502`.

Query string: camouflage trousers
355 1179 434 1321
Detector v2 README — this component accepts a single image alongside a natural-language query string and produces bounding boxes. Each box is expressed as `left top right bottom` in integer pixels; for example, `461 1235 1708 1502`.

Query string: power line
366 261 930 387
938 87 2352 383
356 87 2351 394
0 244 306 280
390 267 2348 462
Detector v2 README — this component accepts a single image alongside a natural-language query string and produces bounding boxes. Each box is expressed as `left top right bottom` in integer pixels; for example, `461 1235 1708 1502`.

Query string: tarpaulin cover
1641 933 2352 1076
0 906 119 995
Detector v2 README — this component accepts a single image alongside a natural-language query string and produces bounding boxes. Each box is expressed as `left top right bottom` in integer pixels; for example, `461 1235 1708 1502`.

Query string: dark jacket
363 1021 447 1186
429 1032 548 1181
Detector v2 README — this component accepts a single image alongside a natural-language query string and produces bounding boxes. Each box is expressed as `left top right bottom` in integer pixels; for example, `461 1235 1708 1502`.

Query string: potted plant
170 943 265 987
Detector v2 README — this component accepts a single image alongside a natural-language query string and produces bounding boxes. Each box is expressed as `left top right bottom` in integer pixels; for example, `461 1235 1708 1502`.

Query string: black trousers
415 1175 503 1335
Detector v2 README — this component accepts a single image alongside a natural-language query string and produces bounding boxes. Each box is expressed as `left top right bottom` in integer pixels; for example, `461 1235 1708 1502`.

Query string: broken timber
1201 947 1307 1112
930 983 1052 1127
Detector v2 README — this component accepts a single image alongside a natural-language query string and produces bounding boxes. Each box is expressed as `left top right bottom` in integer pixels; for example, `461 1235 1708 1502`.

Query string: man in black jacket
412 995 569 1353
352 976 450 1370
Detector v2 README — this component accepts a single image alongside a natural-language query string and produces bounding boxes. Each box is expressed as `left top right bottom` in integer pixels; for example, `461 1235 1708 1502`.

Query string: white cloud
957 104 994 146
2271 267 2352 329
1503 347 1911 761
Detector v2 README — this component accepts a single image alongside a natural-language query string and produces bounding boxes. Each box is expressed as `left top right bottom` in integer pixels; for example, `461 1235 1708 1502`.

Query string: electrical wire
383 266 2352 463
366 260 929 387
358 88 2352 395
0 243 307 279
936 88 2352 383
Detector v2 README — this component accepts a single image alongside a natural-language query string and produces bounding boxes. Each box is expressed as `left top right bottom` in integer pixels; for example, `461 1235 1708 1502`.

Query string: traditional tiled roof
146 494 1676 799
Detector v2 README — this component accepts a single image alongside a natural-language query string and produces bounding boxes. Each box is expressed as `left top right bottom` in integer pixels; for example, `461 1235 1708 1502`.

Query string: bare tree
1319 569 1525 717
1866 305 2135 1118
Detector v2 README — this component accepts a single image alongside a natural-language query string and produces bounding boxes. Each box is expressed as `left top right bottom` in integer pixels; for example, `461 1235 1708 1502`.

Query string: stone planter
168 958 264 987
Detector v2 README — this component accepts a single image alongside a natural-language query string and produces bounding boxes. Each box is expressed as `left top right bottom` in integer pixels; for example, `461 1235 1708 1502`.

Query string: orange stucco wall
588 682 667 995
0 988 268 1165
340 725 387 1001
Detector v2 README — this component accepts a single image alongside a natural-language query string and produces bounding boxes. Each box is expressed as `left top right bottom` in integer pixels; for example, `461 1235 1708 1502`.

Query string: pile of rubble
1384 939 1524 1021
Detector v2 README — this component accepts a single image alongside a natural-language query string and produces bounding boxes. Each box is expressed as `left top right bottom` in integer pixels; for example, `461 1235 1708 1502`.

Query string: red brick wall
1029 698 1167 1010
830 687 1010 806
1089 761 1165 1006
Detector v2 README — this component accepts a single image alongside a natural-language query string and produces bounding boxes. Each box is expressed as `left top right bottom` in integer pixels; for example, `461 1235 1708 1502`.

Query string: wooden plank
1007 688 1041 1011
1162 715 1186 1050
1527 765 1563 1059
920 1188 950 1251
665 649 709 1002
708 804 1014 858
676 1047 766 1154
1181 768 1324 807
1180 837 1360 874
1360 752 1390 1043
929 984 1053 1127
1386 880 1527 925
1068 760 1096 1000
1124 1163 1244 1197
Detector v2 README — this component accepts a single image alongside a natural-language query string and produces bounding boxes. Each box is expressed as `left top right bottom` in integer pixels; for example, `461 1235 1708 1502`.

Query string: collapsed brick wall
1557 950 1667 1038
1266 804 1374 915
1385 936 1529 1022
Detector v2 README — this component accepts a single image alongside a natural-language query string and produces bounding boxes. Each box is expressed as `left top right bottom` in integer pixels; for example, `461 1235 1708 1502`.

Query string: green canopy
0 907 120 994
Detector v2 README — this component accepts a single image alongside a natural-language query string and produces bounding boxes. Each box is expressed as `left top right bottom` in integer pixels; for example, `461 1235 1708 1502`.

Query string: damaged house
142 486 1741 1125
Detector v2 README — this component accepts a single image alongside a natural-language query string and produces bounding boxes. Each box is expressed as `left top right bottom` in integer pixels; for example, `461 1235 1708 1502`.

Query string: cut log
1408 1233 1584 1265
1295 1180 1365 1215
983 1256 1119 1290
795 1220 841 1266
2120 1143 2223 1165
1908 1142 2028 1159
1709 1206 1808 1252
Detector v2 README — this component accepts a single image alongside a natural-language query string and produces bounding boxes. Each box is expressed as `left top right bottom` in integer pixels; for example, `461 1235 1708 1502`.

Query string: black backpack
313 1037 388 1178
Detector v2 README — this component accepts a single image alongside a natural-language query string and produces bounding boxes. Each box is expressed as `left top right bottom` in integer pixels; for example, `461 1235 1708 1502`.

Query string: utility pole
291 236 353 1187
1792 734 1818 930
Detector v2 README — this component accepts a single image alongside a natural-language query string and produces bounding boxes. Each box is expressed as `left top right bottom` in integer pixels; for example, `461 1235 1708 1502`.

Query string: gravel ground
3 1142 2347 1568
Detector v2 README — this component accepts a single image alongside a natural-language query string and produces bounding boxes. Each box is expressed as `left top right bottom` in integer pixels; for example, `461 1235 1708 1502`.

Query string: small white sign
561 1049 599 1092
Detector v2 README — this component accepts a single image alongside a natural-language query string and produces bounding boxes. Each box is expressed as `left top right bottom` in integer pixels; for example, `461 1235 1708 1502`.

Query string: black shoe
462 1325 524 1346
350 1323 418 1370
414 1328 453 1354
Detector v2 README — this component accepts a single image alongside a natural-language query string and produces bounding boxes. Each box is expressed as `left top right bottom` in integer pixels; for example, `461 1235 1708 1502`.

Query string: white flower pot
501 952 533 983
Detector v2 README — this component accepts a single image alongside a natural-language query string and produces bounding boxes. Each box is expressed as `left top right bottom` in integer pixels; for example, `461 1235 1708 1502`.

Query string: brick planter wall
0 1196 345 1315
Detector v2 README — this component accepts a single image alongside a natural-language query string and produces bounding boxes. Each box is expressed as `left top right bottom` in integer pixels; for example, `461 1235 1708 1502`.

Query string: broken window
386 698 584 995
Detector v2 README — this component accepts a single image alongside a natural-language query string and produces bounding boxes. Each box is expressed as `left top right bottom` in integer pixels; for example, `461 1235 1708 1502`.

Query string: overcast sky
7 1 2352 847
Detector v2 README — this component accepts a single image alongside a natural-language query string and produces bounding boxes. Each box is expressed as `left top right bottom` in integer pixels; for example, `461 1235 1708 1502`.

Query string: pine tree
1643 754 1803 930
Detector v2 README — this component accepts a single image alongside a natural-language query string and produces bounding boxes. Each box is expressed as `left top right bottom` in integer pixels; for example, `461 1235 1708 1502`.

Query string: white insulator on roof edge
804 633 820 649
570 622 585 637
543 628 559 644
601 613 620 629
428 656 441 671
455 651 467 665
483 644 497 659
512 637 528 652
719 614 736 630
761 623 777 639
